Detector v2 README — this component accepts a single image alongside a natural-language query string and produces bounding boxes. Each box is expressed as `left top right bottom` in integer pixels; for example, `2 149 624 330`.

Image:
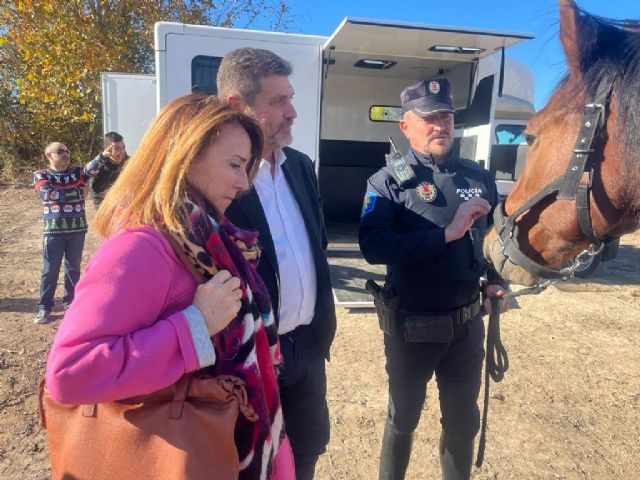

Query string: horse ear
559 0 581 78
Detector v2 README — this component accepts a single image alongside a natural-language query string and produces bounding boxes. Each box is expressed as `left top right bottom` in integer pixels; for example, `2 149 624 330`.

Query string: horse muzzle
483 227 539 286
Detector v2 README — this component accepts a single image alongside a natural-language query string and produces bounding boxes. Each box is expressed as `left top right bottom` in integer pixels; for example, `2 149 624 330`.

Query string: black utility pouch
403 314 454 343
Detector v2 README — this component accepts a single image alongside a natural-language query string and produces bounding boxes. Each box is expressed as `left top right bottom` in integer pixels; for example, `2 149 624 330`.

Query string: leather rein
491 79 617 282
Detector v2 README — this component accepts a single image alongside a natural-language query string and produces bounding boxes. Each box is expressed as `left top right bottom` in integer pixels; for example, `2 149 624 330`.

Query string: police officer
359 78 508 480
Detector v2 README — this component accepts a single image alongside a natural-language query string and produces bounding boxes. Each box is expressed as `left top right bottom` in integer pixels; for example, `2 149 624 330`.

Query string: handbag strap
160 229 207 285
159 228 210 418
169 374 193 419
159 229 216 418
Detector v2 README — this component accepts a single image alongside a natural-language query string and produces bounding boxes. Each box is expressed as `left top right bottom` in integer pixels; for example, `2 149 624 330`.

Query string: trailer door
155 23 325 160
101 73 157 154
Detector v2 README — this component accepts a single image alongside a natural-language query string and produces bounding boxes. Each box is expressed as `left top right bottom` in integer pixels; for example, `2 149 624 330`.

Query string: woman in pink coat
45 94 294 480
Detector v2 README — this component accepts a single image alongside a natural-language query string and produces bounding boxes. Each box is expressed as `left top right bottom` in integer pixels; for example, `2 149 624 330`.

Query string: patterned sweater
33 156 108 235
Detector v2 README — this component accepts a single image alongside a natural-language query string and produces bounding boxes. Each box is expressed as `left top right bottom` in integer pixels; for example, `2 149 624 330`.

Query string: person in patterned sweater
33 142 114 324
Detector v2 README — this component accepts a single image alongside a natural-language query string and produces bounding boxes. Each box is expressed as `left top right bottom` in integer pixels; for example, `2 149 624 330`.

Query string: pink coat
46 226 201 404
45 225 296 479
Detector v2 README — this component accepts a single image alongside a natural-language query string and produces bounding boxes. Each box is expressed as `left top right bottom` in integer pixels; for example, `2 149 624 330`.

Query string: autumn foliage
0 0 292 181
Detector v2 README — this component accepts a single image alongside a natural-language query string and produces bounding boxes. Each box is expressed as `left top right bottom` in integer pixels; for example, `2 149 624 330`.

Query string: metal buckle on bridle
560 241 605 277
585 102 605 114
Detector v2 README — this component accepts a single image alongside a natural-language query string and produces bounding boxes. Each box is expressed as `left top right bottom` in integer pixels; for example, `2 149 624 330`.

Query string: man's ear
226 94 246 111
399 117 409 138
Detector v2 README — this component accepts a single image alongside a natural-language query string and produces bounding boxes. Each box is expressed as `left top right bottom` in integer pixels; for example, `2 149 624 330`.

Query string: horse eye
524 133 537 146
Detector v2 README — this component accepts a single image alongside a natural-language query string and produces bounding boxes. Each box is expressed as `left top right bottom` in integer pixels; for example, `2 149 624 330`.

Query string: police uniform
359 78 502 480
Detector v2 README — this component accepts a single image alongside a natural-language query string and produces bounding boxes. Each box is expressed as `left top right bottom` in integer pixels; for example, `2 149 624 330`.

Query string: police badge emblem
416 182 437 202
428 80 440 94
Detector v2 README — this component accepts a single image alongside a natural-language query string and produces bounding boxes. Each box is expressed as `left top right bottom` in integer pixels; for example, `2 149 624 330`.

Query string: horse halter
492 79 616 280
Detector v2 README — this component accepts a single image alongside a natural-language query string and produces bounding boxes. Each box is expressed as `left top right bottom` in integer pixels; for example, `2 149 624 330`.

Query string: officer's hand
483 284 509 314
193 270 243 336
444 198 491 243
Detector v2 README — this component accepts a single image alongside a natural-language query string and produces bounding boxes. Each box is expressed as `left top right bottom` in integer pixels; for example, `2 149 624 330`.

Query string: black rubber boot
379 422 414 480
439 431 475 480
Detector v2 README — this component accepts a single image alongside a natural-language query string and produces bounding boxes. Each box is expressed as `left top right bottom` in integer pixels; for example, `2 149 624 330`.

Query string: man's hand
444 197 491 243
483 284 509 315
102 144 126 164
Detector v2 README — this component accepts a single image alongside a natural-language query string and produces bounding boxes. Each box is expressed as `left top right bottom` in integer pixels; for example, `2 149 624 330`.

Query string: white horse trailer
102 18 536 306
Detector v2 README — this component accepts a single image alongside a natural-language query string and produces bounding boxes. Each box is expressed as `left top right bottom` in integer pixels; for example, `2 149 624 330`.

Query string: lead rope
475 282 558 468
475 297 508 467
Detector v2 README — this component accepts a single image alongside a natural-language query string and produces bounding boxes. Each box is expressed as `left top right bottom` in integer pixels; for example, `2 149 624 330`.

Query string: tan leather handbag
39 373 256 480
39 229 255 480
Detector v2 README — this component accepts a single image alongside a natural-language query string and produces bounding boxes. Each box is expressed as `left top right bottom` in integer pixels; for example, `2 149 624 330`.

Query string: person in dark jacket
89 131 128 207
219 47 337 480
359 78 509 480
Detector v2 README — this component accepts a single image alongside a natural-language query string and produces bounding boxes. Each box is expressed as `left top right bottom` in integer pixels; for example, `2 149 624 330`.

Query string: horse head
484 0 640 286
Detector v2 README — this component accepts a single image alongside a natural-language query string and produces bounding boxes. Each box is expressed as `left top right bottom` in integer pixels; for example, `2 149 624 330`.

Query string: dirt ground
0 183 638 479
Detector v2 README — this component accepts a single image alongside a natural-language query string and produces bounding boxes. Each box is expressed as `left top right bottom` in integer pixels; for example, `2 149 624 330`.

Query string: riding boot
379 422 414 480
439 431 475 480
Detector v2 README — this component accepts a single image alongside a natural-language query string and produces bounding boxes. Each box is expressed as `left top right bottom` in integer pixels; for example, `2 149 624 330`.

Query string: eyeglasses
49 149 70 155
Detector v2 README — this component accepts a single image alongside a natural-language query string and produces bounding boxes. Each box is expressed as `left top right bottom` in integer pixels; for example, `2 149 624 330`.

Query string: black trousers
278 326 330 480
383 314 485 438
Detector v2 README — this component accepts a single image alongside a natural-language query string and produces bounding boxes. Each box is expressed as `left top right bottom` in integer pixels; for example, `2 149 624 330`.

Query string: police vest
389 154 492 278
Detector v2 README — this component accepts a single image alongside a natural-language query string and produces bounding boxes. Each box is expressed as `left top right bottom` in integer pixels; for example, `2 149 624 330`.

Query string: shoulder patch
361 191 377 218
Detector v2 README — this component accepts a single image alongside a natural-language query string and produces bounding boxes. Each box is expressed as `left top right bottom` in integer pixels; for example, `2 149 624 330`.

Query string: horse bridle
491 79 617 281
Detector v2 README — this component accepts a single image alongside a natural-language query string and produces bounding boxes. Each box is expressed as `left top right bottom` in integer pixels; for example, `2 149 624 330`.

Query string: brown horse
484 0 640 286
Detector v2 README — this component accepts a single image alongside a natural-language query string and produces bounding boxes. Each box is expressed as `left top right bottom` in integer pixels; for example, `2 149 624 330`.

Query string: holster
365 279 400 337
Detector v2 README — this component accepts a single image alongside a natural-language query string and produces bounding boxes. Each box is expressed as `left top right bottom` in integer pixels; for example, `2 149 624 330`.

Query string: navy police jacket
359 149 500 313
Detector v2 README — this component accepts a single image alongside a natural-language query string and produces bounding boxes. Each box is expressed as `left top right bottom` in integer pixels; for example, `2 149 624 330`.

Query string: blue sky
286 0 638 110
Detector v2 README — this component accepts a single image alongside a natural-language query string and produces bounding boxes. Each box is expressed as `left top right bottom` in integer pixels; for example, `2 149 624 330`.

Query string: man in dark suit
218 47 337 480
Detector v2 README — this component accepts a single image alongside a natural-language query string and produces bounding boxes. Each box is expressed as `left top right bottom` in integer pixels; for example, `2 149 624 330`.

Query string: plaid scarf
173 197 284 480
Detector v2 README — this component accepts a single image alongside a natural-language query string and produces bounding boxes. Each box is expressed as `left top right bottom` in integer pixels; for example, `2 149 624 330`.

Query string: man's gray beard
271 132 293 149
422 134 452 153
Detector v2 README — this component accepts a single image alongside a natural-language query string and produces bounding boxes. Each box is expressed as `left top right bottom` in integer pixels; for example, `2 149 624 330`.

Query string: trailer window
370 105 402 122
191 56 222 95
495 124 527 145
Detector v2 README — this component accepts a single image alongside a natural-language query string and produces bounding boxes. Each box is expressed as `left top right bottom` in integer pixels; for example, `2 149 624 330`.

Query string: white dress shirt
254 149 317 335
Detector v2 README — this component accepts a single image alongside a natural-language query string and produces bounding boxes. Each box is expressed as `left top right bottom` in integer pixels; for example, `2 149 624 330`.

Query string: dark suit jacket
225 147 336 360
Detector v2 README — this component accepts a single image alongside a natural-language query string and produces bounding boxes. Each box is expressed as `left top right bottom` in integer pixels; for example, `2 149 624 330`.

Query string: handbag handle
159 229 213 418
169 373 193 419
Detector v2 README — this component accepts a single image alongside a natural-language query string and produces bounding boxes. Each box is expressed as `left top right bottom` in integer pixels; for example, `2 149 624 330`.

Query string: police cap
400 78 455 116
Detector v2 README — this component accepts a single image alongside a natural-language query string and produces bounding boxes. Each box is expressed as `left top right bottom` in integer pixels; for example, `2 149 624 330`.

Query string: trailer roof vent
354 59 397 70
429 45 485 55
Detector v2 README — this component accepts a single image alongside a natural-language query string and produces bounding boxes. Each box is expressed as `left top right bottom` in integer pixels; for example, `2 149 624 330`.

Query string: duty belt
399 297 482 326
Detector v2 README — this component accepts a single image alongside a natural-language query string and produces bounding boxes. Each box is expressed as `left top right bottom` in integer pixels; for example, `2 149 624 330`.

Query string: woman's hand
193 270 243 336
